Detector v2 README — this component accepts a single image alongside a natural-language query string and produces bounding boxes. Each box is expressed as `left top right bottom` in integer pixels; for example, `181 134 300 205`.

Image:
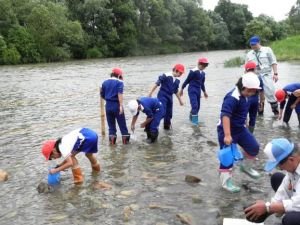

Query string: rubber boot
72 167 84 185
164 122 171 130
122 135 130 144
109 135 116 145
248 126 254 134
258 102 264 115
219 171 240 193
191 115 198 125
270 102 279 116
147 131 158 143
240 158 261 179
91 163 101 173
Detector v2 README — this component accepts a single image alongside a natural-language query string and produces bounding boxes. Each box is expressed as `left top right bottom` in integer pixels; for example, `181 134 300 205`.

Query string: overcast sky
202 0 297 21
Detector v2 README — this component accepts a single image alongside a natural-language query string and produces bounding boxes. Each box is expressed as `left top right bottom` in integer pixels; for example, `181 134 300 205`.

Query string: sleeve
100 83 105 98
280 100 286 110
220 96 237 118
267 47 277 65
117 81 124 94
155 74 165 86
173 80 180 94
201 74 206 93
143 107 153 118
182 70 193 89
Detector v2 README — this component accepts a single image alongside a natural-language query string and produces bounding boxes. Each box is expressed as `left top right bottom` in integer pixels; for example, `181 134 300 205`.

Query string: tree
0 0 17 36
288 0 300 34
244 19 273 45
2 45 21 64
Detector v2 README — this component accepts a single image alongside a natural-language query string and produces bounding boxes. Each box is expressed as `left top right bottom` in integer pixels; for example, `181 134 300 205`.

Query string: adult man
246 35 279 116
245 138 300 225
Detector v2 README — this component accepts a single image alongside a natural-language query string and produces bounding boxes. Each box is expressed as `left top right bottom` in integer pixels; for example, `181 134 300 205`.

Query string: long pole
100 96 106 136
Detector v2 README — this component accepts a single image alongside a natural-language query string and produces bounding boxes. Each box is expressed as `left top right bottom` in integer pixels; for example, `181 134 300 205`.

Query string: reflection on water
0 51 299 224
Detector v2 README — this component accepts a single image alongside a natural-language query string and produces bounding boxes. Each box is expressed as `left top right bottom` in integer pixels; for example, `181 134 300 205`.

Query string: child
41 128 100 185
100 68 130 145
148 64 185 130
179 58 209 125
217 72 261 193
275 83 300 126
244 61 264 133
128 97 165 143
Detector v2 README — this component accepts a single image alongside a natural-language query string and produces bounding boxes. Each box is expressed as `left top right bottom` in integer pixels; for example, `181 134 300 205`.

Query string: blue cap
249 36 260 45
264 138 294 172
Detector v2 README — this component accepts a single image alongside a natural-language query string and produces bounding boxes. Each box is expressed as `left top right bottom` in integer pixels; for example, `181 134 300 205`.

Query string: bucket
218 144 243 167
47 171 61 186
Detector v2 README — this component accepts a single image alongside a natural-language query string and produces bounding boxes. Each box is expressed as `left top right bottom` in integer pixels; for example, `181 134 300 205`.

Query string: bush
86 48 102 58
224 56 244 68
271 35 300 60
2 46 21 65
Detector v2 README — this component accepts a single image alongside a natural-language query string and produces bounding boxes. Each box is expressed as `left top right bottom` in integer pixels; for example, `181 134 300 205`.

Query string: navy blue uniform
137 97 165 133
248 75 264 127
280 83 300 124
101 78 129 137
156 73 180 126
217 87 260 170
182 68 206 115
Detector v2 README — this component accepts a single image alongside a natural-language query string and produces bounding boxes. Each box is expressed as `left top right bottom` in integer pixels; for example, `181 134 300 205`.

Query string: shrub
224 56 244 68
86 48 102 58
2 46 21 65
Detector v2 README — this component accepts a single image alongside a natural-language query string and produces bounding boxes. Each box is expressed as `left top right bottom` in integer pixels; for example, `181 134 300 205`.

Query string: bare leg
86 153 101 172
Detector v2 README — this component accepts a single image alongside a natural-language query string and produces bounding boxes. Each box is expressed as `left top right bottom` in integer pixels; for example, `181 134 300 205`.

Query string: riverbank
271 35 300 61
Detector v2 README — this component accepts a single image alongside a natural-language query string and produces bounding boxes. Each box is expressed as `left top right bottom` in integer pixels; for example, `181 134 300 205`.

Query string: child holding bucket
148 64 185 130
42 128 100 185
100 68 131 145
179 58 209 125
217 72 261 193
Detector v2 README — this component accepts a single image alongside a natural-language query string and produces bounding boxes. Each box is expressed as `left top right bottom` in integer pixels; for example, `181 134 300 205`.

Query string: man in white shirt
245 138 300 225
246 36 279 116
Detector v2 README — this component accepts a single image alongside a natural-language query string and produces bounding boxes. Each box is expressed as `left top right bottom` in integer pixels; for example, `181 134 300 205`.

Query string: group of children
41 54 300 192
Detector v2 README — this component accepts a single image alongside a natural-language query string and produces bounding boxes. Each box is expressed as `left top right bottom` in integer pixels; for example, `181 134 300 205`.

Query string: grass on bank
224 56 244 68
271 35 300 61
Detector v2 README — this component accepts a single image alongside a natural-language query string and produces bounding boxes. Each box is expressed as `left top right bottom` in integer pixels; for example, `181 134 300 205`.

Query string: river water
0 50 299 225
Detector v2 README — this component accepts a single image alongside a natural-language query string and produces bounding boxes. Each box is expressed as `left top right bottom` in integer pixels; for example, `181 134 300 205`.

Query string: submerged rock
0 170 8 182
191 195 202 204
185 175 201 183
120 190 135 197
206 140 218 146
176 213 193 225
94 181 112 190
37 182 53 193
149 204 176 210
123 206 133 222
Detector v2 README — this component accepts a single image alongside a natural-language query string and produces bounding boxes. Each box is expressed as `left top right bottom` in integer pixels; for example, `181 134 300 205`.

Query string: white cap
242 72 261 89
128 100 139 116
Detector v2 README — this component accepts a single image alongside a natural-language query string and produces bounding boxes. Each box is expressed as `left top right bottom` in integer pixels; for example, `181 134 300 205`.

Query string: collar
108 77 123 82
231 87 241 100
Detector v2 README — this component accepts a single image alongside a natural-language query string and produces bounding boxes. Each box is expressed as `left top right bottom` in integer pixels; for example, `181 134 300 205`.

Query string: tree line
0 0 299 65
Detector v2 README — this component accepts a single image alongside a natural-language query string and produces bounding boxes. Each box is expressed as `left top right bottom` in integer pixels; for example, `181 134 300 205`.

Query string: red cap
198 57 209 64
275 89 286 102
245 61 256 70
42 140 56 160
112 68 123 76
174 64 185 73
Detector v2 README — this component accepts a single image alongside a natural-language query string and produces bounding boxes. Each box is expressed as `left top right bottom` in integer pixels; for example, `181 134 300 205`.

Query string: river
0 50 299 225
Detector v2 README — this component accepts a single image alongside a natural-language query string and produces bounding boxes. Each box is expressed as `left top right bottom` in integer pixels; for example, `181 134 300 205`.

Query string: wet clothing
280 83 300 124
217 87 260 169
58 128 98 159
181 68 206 115
137 97 165 133
101 78 129 136
156 72 180 125
246 46 277 103
270 165 300 225
248 75 264 127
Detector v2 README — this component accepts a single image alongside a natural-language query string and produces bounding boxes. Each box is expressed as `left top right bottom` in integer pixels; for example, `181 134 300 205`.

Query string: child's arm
222 116 232 145
175 91 184 106
278 100 286 120
50 156 73 174
201 75 208 98
140 117 153 128
149 84 158 97
118 93 124 114
131 115 138 132
179 70 193 96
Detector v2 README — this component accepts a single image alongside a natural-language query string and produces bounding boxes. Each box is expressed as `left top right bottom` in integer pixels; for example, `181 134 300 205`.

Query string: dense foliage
0 0 298 64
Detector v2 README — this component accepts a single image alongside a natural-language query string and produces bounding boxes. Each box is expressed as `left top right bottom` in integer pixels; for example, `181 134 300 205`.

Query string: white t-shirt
58 128 85 159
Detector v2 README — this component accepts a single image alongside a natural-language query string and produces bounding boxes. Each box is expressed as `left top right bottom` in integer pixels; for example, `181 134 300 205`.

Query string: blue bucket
48 171 61 186
218 144 243 167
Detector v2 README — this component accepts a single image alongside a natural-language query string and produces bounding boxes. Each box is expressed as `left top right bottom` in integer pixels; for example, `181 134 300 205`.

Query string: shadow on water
0 51 299 224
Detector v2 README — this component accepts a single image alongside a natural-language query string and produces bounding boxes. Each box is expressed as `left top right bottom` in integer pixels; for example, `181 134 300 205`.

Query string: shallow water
0 50 299 225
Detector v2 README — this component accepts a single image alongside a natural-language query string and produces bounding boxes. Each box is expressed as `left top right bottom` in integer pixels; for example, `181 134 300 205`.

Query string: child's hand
179 89 183 97
204 92 208 98
224 135 232 145
49 168 58 174
140 122 146 128
131 125 135 132
290 104 296 110
179 100 184 106
119 105 124 115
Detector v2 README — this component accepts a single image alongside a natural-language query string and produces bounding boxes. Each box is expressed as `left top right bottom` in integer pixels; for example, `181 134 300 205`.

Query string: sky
202 0 297 21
